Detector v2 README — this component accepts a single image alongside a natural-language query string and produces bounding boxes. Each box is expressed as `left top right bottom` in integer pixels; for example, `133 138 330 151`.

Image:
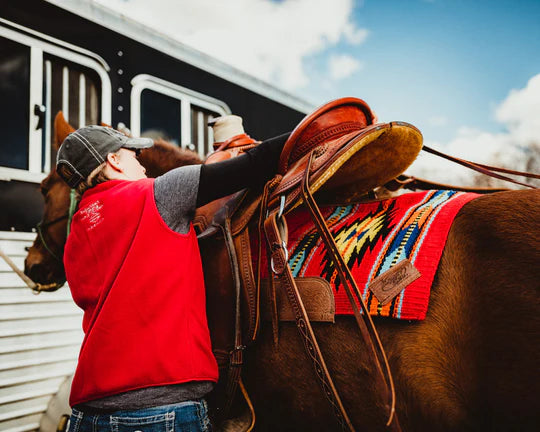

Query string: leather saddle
269 97 422 212
200 97 423 430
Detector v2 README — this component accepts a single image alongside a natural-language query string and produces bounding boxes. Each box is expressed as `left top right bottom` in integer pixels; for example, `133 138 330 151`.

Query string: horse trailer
0 0 309 430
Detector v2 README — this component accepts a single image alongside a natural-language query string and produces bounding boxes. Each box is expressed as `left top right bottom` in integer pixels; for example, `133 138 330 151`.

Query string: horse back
240 190 539 431
391 190 540 431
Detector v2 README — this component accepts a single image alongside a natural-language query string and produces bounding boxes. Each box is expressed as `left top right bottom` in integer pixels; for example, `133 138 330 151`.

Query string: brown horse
25 115 539 431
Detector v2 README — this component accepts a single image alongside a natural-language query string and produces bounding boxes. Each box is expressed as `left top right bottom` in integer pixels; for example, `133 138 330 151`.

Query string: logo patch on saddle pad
369 259 420 305
255 190 479 320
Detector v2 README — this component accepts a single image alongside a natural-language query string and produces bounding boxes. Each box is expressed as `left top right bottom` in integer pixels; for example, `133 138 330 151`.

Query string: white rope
0 246 37 290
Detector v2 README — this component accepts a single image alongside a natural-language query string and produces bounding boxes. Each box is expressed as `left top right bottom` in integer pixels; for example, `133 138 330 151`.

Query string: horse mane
138 138 203 178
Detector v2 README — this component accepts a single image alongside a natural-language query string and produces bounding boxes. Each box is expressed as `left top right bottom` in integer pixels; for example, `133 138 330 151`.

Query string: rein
36 189 78 262
422 145 539 188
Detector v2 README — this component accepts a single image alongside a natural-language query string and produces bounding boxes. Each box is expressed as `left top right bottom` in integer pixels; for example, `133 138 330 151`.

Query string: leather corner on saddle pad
261 277 335 323
369 259 421 306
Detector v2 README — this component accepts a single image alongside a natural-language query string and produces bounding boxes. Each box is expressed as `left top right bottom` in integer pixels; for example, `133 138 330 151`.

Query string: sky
86 0 540 185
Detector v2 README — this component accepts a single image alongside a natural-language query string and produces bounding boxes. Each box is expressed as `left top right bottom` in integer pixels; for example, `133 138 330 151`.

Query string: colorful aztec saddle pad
256 190 479 320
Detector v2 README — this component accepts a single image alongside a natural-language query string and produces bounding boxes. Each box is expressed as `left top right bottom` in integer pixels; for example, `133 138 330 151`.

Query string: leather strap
385 175 509 194
213 133 259 152
219 216 245 416
234 227 258 343
422 145 539 188
258 177 282 346
264 211 354 431
301 152 400 430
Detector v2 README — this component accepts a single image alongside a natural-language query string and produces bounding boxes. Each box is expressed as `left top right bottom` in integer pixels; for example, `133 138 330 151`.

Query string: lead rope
0 247 38 291
67 188 78 236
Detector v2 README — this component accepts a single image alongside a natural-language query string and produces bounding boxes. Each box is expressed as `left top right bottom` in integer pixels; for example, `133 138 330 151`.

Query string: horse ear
54 111 75 150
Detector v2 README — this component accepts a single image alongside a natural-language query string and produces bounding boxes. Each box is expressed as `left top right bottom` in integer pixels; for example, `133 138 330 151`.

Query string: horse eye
40 187 48 196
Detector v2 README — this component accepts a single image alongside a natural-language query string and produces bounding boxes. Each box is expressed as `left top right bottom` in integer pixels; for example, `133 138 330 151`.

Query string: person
57 124 288 431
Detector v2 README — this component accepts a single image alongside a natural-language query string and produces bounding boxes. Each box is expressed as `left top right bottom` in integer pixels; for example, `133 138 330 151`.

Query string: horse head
24 112 74 290
24 113 203 291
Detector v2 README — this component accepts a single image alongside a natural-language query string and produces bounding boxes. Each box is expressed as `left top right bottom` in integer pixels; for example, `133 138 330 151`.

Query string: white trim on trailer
0 167 47 183
180 99 191 150
79 74 86 127
28 46 44 175
197 111 204 159
46 0 313 114
130 74 231 150
62 66 69 122
0 16 110 72
44 60 53 173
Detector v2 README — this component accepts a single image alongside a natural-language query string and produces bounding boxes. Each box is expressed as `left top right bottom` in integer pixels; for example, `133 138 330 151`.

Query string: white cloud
495 74 540 144
408 73 540 187
343 23 369 45
92 0 367 90
328 54 363 80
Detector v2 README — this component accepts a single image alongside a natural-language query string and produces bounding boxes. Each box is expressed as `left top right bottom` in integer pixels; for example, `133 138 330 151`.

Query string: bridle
36 188 78 261
32 189 78 292
37 213 69 262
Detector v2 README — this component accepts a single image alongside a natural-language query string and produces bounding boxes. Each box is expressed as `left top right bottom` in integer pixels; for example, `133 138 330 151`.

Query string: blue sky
90 0 540 183
302 0 540 143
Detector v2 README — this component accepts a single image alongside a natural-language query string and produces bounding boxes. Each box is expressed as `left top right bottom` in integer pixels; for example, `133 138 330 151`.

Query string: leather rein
421 145 540 187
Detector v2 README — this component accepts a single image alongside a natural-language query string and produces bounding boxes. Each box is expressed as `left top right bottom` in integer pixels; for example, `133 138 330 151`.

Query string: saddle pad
255 190 479 320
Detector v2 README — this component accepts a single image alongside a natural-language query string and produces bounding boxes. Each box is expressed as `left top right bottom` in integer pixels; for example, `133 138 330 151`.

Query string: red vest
65 179 218 406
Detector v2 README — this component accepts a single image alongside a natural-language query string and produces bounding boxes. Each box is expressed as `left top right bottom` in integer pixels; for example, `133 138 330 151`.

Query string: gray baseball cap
56 125 154 188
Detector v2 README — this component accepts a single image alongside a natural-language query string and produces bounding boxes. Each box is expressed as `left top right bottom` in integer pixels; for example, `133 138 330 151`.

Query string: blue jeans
68 399 212 432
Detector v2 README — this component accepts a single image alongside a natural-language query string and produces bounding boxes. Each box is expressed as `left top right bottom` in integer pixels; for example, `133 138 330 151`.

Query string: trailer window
141 89 181 146
42 54 102 172
191 105 218 155
0 21 111 182
0 36 30 170
131 75 230 158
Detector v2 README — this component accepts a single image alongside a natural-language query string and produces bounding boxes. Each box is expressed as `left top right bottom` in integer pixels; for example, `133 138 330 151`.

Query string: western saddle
198 98 539 431
197 97 424 431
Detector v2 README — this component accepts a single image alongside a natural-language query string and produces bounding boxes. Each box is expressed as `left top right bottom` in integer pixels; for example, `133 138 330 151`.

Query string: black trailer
0 1 310 430
0 0 310 233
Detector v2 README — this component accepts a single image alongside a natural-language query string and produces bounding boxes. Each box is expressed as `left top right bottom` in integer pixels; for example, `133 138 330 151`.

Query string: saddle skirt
255 190 479 320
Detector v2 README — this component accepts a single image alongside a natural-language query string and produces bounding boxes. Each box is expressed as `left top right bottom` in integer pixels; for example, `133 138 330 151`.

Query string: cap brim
123 137 154 149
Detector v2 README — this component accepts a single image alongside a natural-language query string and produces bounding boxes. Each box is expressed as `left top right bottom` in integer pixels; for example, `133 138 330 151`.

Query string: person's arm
154 132 289 233
196 132 289 207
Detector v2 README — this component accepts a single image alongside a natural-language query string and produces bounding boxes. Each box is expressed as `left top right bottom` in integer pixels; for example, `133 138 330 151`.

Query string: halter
36 189 78 263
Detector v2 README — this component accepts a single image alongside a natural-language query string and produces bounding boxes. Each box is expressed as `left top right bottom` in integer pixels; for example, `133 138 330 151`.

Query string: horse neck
139 141 203 177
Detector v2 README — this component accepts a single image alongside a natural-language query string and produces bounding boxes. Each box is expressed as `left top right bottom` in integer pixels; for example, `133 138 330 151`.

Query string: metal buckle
278 195 286 218
270 240 289 274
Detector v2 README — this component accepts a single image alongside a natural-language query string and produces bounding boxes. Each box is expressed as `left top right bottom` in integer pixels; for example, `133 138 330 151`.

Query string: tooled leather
234 228 258 343
279 97 377 174
300 154 400 429
285 121 365 172
268 124 388 211
263 212 354 431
